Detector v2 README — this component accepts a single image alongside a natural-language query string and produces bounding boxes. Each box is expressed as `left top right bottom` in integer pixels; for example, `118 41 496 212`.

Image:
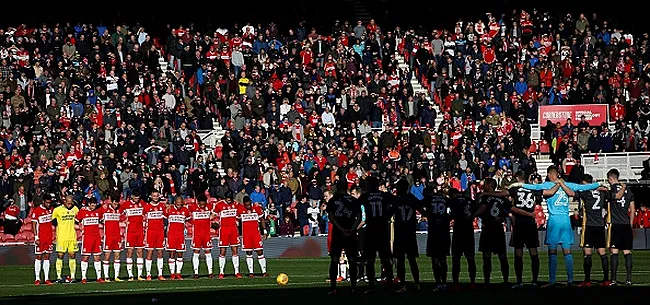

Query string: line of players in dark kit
324 168 634 294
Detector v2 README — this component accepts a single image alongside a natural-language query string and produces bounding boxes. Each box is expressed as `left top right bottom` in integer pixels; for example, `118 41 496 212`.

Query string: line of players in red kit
31 189 269 284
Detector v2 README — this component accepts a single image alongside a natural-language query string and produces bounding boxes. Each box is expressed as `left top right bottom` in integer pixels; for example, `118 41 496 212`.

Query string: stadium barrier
581 152 650 182
1 229 648 265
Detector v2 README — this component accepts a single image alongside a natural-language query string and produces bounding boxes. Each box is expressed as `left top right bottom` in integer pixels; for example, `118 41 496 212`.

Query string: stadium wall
1 229 649 265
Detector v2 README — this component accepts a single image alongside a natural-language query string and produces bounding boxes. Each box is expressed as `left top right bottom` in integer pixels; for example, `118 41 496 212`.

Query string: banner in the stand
539 104 609 126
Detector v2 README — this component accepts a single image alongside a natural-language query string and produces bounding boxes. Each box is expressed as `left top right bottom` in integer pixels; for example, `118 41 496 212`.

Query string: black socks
625 254 632 283
600 254 609 282
584 255 592 282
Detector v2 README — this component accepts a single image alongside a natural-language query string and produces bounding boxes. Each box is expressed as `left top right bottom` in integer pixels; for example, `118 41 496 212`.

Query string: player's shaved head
607 168 620 184
581 174 593 184
607 168 619 179
515 170 526 182
243 196 252 208
483 178 497 192
547 165 559 181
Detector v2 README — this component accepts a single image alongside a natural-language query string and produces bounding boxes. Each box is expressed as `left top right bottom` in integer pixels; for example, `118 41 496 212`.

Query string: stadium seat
15 233 27 242
20 223 32 233
539 140 550 154
23 231 35 241
3 235 15 243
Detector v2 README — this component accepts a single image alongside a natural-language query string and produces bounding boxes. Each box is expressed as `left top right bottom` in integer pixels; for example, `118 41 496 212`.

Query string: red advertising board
539 104 609 126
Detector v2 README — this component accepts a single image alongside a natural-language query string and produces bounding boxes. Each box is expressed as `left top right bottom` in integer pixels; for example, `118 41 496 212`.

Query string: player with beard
326 180 362 294
391 179 422 292
449 188 477 288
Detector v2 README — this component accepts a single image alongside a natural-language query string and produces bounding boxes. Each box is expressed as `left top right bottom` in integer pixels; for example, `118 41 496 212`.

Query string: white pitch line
1 281 323 297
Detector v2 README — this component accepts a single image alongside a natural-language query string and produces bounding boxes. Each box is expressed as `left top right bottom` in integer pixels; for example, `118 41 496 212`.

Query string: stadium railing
581 152 650 182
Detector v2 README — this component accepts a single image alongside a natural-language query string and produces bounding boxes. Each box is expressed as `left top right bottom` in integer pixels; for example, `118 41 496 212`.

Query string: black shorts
330 231 357 258
580 225 606 249
509 223 540 249
363 227 391 259
608 224 633 250
452 228 475 257
479 226 506 254
393 230 419 258
427 228 450 257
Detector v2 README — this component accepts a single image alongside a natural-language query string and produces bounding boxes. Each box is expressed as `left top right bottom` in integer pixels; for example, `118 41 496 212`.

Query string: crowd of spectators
1 8 650 241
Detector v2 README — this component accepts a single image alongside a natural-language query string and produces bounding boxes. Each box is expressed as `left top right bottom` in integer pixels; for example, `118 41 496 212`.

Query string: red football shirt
167 206 190 235
238 204 264 234
213 200 239 228
76 207 101 238
119 199 145 233
30 206 53 240
189 204 213 236
100 205 121 236
144 202 166 232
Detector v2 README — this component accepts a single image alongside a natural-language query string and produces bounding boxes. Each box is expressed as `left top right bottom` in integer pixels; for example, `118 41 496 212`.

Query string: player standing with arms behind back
361 177 394 291
520 165 600 287
214 192 242 279
31 194 54 285
606 169 635 285
101 195 123 282
166 196 190 279
422 188 452 291
449 188 477 288
188 194 215 278
238 196 269 277
52 195 80 283
326 180 361 294
76 198 105 283
143 191 167 281
391 179 422 292
509 171 559 288
120 190 146 281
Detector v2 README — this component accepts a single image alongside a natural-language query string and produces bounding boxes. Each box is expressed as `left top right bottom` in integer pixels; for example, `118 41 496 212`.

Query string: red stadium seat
20 223 32 232
23 231 35 242
3 235 16 242
539 140 550 154
15 233 27 242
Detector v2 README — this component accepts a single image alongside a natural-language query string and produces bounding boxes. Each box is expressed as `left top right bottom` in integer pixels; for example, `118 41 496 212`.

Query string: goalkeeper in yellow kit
52 195 80 283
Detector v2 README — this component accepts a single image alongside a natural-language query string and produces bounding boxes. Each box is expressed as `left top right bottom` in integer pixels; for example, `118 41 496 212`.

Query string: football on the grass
276 273 289 285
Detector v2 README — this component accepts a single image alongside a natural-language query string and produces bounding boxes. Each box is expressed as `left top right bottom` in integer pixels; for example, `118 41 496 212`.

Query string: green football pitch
1 251 649 304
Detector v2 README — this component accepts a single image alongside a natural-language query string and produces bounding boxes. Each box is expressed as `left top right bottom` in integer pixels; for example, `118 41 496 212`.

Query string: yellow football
276 273 289 285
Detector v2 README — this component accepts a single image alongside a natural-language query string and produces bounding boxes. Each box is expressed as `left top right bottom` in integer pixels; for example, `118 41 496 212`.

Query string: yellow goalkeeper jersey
52 205 79 242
